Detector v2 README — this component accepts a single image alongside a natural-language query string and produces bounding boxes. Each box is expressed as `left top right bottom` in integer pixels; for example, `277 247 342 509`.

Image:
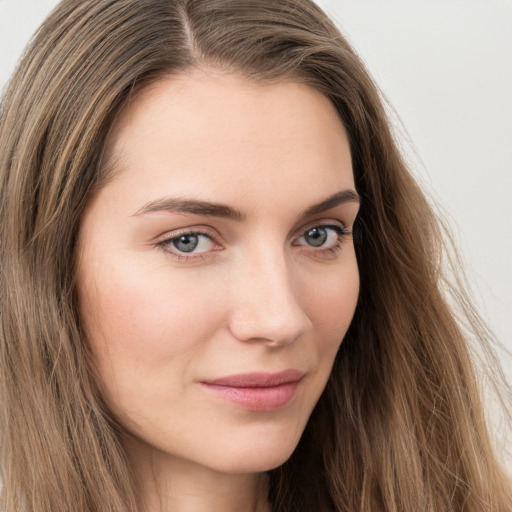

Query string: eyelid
293 218 350 240
154 225 219 244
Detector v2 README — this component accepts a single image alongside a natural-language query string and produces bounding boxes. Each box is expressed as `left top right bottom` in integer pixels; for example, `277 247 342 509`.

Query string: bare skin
76 68 359 512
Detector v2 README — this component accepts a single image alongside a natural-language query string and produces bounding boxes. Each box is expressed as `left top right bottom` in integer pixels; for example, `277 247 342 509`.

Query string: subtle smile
200 370 304 411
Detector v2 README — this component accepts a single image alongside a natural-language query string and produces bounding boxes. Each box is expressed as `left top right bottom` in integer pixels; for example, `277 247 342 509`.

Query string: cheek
294 253 359 398
76 258 225 399
306 256 359 346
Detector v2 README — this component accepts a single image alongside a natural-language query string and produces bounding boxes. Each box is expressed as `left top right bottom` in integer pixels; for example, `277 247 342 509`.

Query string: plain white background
1 0 511 383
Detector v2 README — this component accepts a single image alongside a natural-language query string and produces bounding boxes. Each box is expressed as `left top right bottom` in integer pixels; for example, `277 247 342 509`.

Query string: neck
124 434 271 512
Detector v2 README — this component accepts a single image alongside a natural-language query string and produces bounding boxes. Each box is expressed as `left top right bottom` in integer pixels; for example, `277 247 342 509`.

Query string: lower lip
201 381 300 411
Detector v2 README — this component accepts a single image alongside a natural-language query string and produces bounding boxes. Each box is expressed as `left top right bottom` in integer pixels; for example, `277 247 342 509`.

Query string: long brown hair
0 1 510 510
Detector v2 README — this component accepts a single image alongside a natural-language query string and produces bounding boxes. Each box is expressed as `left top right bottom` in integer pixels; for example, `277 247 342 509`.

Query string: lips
200 369 304 411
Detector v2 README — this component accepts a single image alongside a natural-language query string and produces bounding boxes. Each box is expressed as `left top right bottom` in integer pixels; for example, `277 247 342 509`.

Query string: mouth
200 370 304 411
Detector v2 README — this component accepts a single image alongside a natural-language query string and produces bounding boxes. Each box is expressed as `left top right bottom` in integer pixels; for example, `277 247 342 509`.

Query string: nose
226 249 312 347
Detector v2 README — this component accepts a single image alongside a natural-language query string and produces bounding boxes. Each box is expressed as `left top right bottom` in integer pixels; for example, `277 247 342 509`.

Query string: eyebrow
133 197 246 220
301 189 360 217
132 189 360 220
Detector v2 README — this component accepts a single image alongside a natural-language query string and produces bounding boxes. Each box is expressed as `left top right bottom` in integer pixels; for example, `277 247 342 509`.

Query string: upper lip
202 369 305 388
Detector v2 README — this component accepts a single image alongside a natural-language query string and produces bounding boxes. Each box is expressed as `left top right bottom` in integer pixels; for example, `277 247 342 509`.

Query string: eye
294 224 349 250
157 230 219 258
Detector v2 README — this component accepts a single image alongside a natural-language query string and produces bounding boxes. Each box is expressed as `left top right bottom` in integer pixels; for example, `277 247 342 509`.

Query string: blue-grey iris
305 227 327 247
173 235 199 252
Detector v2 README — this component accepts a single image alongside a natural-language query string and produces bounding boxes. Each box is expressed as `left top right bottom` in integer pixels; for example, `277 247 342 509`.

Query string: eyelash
156 223 352 262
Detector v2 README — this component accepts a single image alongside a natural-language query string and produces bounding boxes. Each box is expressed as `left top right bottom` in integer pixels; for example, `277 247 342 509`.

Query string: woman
0 1 510 511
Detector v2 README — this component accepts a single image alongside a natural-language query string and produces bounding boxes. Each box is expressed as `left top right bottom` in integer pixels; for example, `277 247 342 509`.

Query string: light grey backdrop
1 1 511 381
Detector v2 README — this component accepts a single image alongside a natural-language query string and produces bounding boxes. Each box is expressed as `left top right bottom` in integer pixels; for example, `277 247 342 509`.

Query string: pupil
173 235 199 253
306 227 327 247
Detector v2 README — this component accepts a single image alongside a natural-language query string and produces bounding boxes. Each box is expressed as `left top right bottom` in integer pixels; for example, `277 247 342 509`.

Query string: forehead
100 68 354 214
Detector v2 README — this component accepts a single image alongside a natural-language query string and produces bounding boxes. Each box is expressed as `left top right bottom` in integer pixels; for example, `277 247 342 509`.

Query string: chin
213 451 294 474
207 426 304 474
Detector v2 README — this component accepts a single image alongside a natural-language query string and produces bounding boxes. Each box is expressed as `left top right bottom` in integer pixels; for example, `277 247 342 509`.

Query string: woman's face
76 69 360 474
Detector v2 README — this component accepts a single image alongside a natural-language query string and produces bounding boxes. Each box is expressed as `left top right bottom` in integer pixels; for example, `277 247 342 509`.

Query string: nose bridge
227 243 311 345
